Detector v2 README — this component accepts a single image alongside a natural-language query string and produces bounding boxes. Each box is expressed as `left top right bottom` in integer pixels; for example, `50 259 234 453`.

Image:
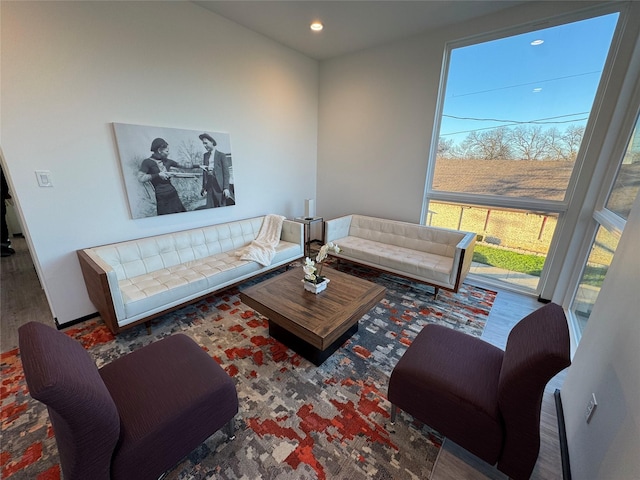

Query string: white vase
303 278 330 294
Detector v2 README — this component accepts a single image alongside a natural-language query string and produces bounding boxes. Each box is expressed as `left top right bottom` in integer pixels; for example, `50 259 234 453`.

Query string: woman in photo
137 138 187 215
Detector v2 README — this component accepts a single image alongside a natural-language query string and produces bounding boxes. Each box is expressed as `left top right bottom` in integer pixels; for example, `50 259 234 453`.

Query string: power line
441 117 588 136
443 112 589 125
449 71 601 98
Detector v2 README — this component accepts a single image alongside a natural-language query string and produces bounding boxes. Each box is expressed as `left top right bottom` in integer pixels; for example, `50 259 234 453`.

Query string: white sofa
77 216 303 334
324 214 476 297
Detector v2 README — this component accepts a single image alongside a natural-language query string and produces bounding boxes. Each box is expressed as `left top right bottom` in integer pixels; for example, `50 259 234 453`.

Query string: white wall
317 36 433 224
0 1 318 324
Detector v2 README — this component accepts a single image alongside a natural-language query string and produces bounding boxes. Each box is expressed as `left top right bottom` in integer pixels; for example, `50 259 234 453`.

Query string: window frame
423 3 629 300
564 88 640 343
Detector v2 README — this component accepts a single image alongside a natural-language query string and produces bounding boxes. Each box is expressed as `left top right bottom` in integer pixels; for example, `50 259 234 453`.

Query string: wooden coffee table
239 266 386 366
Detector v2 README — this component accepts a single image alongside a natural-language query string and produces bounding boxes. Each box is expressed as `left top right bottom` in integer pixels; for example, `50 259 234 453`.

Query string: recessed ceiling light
533 87 543 93
530 39 544 46
310 21 323 32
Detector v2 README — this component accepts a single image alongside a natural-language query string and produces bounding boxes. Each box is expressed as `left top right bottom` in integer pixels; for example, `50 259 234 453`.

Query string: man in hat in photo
199 133 233 208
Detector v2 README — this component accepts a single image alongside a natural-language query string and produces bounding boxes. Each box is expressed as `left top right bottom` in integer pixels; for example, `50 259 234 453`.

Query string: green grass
473 244 545 276
580 264 609 286
473 244 608 286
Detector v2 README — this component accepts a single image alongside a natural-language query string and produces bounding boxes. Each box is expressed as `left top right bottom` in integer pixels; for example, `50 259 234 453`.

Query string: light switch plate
35 170 53 187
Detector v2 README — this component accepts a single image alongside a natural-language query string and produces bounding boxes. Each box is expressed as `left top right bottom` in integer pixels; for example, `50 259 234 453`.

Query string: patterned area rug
1 262 495 480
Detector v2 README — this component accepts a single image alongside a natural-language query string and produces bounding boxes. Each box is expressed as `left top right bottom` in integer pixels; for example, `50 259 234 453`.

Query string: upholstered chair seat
19 322 238 480
390 323 505 463
388 302 571 480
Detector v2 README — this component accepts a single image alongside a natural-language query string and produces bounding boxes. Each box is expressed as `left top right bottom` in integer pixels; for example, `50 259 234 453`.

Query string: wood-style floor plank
0 237 54 351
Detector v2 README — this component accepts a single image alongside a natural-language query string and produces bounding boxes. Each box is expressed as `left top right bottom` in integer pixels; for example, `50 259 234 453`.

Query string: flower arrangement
303 242 341 284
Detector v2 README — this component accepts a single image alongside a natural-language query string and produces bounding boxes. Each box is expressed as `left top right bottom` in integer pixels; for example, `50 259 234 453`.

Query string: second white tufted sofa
78 216 303 334
324 214 476 297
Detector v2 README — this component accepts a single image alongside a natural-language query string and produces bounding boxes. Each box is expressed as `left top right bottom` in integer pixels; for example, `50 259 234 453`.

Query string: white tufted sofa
324 215 476 297
77 216 303 334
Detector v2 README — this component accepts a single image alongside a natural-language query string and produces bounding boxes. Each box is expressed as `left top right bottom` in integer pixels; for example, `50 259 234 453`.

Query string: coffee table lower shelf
269 320 358 366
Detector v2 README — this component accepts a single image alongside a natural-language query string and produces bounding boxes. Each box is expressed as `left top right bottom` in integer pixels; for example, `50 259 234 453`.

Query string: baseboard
554 389 572 480
55 312 100 330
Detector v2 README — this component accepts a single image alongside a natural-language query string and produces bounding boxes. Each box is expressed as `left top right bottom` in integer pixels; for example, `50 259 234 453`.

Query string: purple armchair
388 302 571 480
19 322 238 480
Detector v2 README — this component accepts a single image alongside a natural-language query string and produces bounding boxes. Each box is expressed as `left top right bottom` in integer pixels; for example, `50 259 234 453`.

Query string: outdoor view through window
427 12 619 292
572 112 640 335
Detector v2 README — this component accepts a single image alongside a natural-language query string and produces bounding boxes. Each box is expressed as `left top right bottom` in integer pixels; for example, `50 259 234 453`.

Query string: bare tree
458 133 478 159
446 123 587 162
547 127 566 160
561 125 585 162
460 132 480 159
509 125 552 161
177 139 203 167
437 136 456 159
462 127 511 160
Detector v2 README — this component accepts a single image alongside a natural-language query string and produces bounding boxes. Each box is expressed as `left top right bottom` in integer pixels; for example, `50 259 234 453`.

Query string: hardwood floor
1 237 54 352
0 237 566 479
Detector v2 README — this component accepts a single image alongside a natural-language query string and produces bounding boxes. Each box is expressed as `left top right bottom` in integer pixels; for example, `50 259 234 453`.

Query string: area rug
1 263 496 480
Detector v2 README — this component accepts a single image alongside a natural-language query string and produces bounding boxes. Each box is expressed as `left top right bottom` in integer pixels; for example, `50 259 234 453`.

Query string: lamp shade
304 199 315 218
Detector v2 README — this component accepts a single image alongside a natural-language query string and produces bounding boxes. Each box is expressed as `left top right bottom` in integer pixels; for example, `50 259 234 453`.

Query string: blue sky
440 12 619 145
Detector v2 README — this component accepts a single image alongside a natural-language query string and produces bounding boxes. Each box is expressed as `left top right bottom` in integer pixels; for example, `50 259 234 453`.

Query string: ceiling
194 1 528 61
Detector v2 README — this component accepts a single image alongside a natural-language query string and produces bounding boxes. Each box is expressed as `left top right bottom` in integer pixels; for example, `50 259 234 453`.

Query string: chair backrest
18 322 120 480
496 303 571 480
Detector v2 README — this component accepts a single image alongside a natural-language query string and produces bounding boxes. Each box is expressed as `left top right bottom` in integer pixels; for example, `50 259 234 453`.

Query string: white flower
315 242 340 263
303 257 318 281
316 245 329 263
303 243 340 284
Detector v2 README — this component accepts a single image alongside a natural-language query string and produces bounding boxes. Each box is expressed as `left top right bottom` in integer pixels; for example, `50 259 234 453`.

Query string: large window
426 12 619 293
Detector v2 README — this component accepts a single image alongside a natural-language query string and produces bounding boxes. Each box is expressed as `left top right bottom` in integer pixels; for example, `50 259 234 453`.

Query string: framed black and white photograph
113 123 235 219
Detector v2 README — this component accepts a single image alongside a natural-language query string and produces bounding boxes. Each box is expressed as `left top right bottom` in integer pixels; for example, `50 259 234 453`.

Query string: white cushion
119 239 300 319
93 217 264 281
336 236 454 286
349 215 463 257
120 251 252 318
325 214 476 290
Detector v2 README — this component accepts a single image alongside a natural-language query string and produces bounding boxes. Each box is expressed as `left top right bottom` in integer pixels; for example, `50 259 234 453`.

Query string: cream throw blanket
237 214 286 267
